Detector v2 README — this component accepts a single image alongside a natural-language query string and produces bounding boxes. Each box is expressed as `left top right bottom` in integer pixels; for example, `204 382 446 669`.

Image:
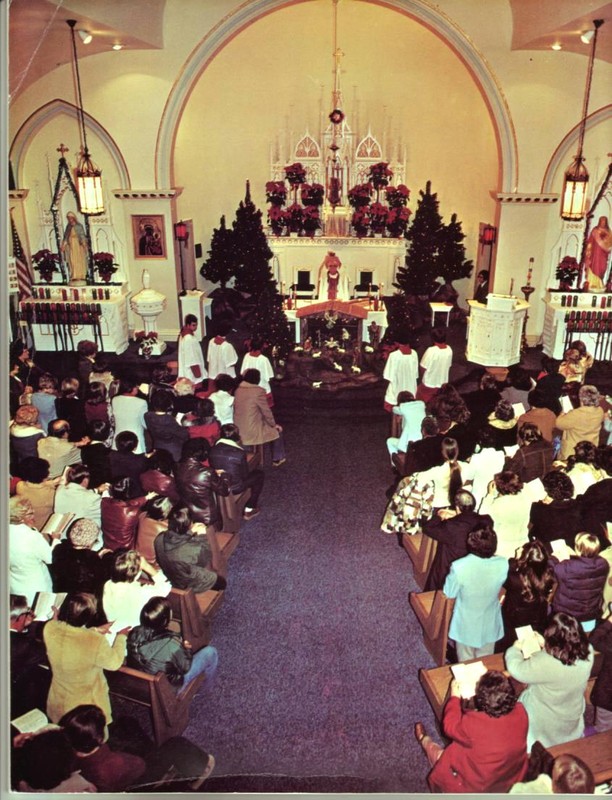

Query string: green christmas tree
381 291 416 345
437 212 473 285
395 180 443 296
200 214 237 289
232 180 276 297
247 285 294 359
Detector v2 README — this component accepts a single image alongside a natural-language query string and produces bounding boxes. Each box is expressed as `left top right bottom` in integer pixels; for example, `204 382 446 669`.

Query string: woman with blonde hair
102 549 172 630
10 404 45 466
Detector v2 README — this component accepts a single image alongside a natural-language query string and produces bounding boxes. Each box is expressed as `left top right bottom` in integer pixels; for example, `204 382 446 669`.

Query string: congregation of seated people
8 334 287 791
382 339 612 793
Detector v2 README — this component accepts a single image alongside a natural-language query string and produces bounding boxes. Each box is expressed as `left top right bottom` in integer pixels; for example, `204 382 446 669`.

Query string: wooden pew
546 730 612 784
167 587 224 652
217 488 252 533
418 651 603 724
106 665 204 746
402 532 437 589
206 527 240 577
409 589 455 666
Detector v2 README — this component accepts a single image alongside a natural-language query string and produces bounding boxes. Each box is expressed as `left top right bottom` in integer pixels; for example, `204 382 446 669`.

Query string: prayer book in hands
515 625 543 658
450 661 487 698
41 511 75 538
32 591 67 621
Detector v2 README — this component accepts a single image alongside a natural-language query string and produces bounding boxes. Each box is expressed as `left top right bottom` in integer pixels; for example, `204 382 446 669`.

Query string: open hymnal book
11 708 50 734
33 591 67 621
450 660 487 699
41 511 75 538
515 625 543 658
551 539 575 561
560 394 574 413
512 402 526 419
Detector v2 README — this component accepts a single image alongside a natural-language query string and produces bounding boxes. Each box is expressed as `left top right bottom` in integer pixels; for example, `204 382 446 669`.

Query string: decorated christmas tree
200 215 237 289
247 285 294 359
382 292 417 345
232 180 276 297
395 180 442 296
437 212 473 285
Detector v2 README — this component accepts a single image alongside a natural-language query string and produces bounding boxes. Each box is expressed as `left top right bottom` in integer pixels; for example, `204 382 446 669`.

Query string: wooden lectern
467 295 529 367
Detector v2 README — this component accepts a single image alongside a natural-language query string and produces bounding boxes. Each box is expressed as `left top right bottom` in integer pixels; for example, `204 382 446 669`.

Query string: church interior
4 0 612 794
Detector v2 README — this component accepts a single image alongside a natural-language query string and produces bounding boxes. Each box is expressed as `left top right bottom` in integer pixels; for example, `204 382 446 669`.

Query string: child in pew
127 595 218 694
509 752 595 794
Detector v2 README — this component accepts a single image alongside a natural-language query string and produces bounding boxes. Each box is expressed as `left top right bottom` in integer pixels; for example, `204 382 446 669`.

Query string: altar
543 289 612 360
270 235 406 300
19 283 130 354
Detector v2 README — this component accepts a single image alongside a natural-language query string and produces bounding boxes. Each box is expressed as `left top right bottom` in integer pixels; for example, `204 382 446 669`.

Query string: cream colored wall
8 0 612 337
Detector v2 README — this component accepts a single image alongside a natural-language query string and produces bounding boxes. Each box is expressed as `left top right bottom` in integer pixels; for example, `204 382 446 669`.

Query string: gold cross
57 143 70 156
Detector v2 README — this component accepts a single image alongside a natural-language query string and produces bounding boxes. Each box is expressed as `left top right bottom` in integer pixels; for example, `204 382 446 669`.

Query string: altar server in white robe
416 327 453 404
383 336 418 411
241 338 274 401
208 321 238 380
178 314 207 386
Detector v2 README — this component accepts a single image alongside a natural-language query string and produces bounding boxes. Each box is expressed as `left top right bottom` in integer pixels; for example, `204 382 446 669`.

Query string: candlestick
509 278 514 295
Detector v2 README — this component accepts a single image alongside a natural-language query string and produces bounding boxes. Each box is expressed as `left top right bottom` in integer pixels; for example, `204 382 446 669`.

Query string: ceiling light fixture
112 43 123 51
78 29 92 44
561 19 604 221
67 19 105 215
551 42 562 51
580 29 595 45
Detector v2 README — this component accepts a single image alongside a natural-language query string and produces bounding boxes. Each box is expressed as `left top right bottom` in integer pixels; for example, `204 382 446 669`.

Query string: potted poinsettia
369 202 389 235
348 183 373 209
265 180 287 206
285 203 304 235
301 182 325 207
93 251 119 283
32 249 61 283
556 256 580 290
302 205 321 237
386 184 410 207
268 205 286 236
284 162 307 187
351 207 371 238
386 206 411 238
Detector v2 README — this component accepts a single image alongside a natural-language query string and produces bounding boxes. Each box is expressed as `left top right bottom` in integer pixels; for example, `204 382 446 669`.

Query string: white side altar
543 289 612 359
270 235 406 297
19 283 130 353
467 296 529 367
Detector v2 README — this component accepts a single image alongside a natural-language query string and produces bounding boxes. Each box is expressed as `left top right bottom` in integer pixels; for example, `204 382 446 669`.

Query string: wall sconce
480 225 497 246
67 20 104 215
78 29 92 44
561 19 604 221
174 220 189 293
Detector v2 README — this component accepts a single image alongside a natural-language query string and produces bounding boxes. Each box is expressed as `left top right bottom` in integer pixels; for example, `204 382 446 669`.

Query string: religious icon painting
132 214 167 259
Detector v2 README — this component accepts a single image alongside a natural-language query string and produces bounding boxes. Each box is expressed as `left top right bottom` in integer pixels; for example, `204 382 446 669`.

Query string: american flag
10 211 33 300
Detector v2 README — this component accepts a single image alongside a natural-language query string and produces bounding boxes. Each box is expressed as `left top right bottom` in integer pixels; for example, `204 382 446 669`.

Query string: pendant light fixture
67 19 104 215
560 19 604 221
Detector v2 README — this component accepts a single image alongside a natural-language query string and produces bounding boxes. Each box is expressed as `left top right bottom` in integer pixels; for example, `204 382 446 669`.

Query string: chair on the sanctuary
402 532 437 589
353 270 379 297
291 270 316 299
106 665 204 746
409 589 455 666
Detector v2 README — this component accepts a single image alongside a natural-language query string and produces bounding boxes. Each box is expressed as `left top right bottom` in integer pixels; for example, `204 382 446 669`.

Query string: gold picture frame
132 214 166 259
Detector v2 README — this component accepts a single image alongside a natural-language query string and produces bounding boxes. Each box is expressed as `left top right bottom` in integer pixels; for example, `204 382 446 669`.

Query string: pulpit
467 296 529 367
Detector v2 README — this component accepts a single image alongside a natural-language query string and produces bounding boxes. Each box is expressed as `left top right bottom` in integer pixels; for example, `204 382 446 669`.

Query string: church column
493 192 561 345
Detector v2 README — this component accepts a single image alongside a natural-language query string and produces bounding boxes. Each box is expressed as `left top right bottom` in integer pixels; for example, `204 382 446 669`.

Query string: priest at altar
317 251 349 301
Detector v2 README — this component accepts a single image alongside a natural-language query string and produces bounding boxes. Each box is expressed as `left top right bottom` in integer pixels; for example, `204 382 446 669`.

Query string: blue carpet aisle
184 416 437 793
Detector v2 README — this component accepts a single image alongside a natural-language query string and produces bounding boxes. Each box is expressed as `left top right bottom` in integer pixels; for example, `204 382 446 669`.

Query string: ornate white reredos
270 121 406 202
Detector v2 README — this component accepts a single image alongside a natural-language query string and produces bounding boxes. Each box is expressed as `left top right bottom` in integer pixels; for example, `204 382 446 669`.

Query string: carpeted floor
177 415 436 793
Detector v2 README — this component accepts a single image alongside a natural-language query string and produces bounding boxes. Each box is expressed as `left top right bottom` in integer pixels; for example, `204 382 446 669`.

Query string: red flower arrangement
556 256 580 289
369 201 389 234
265 180 287 206
351 207 371 238
302 205 321 236
386 206 411 238
92 251 119 283
301 183 325 206
268 204 286 236
368 161 393 190
348 183 373 209
284 162 307 186
134 330 158 343
285 203 304 233
385 184 410 208
32 249 61 282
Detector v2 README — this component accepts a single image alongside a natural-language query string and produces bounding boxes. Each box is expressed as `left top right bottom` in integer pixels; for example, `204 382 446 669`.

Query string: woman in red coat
415 670 528 793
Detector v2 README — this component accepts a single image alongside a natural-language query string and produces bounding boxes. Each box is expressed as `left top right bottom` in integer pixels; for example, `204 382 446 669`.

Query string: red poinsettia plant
32 249 61 281
386 206 411 238
351 207 371 237
347 183 373 209
284 162 307 186
385 184 410 208
556 256 580 288
265 180 287 206
301 183 325 206
368 161 393 190
92 251 119 283
134 330 158 343
369 201 389 233
268 204 286 236
285 203 304 233
302 205 321 235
